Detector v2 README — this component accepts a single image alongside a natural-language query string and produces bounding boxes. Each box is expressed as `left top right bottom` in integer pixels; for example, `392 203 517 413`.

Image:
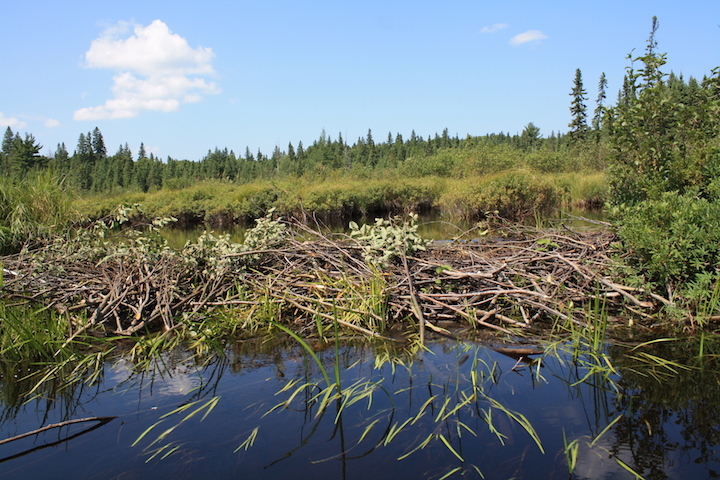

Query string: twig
0 416 117 446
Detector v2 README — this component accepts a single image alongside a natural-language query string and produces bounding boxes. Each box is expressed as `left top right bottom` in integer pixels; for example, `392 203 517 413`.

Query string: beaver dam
0 206 666 341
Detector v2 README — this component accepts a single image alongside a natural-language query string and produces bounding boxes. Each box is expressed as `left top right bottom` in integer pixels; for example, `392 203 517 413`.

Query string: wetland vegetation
0 18 719 479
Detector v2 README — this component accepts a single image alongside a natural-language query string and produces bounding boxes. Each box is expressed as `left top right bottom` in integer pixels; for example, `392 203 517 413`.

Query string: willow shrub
457 143 521 176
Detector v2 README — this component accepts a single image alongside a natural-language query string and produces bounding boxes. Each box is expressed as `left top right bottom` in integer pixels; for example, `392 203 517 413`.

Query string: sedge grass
0 172 76 254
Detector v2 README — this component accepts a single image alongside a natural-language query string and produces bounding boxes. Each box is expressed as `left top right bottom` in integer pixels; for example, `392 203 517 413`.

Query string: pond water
1 335 718 479
160 209 606 249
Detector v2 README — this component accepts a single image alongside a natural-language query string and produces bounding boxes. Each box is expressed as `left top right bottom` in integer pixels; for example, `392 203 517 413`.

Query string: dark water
160 209 606 249
1 336 718 479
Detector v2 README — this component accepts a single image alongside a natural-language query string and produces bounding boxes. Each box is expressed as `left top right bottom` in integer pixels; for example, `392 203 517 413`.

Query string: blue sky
1 1 718 161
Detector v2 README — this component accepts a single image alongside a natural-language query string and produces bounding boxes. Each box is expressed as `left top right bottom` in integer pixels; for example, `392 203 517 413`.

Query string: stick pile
0 220 661 338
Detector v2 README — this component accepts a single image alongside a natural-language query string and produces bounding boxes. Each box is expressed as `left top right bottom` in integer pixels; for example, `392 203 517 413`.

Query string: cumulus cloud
480 23 508 34
509 30 548 46
0 112 27 129
44 118 60 128
74 20 219 121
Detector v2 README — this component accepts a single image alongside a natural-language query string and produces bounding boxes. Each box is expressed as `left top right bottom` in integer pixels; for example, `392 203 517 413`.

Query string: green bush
460 144 519 175
605 20 720 313
613 191 720 288
400 151 457 177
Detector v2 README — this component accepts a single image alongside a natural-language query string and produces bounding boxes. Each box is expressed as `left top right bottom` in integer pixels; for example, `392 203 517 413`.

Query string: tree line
0 124 582 194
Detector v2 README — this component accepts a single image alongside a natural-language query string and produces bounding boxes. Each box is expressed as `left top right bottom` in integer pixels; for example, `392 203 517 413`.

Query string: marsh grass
0 172 75 253
0 303 119 426
307 267 389 335
542 302 720 480
133 396 221 462
74 169 605 227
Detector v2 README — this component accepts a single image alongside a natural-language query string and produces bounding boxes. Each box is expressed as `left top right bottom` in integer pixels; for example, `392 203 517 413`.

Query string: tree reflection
608 340 720 479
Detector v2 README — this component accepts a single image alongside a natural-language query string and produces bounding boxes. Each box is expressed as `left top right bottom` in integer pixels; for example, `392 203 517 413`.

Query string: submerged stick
0 416 117 446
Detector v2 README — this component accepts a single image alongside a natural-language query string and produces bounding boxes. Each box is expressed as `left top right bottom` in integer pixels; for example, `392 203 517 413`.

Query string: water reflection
0 336 718 479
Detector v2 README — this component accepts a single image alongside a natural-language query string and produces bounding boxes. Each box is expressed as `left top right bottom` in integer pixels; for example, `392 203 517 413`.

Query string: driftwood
0 219 661 338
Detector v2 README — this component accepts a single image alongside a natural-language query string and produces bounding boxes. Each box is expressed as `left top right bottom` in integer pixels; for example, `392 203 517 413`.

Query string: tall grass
0 304 115 422
0 172 76 253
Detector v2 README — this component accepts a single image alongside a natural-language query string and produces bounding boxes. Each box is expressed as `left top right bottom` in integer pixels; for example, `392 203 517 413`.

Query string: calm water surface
0 336 718 479
160 209 606 249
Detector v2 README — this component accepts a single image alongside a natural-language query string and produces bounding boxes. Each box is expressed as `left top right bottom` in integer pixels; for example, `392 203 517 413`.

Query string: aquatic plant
245 334 546 478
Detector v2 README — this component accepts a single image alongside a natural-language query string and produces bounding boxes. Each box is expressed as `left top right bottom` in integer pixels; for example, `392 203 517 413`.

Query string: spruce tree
593 72 608 131
568 68 588 140
2 127 13 156
91 127 107 158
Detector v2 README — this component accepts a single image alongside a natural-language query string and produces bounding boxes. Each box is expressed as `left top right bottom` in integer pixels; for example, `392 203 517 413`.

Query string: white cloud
480 23 508 34
74 20 220 121
44 118 60 128
0 112 27 130
509 30 548 46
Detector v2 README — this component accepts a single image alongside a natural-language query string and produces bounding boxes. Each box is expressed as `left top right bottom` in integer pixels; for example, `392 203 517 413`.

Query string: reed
0 172 76 254
0 303 120 425
133 396 221 462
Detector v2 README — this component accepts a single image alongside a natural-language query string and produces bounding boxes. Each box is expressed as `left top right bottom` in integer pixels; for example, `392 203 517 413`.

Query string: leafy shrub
612 191 720 288
349 213 430 266
605 20 720 314
183 208 287 274
460 144 519 175
526 150 567 173
400 151 457 177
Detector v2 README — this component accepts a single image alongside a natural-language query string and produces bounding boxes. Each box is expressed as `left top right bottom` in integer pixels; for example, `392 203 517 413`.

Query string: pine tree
121 144 134 187
441 128 450 148
593 72 608 131
568 68 588 140
50 142 69 172
365 129 378 166
91 127 107 158
1 127 13 156
71 132 95 189
137 143 147 161
520 123 541 151
8 133 43 177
